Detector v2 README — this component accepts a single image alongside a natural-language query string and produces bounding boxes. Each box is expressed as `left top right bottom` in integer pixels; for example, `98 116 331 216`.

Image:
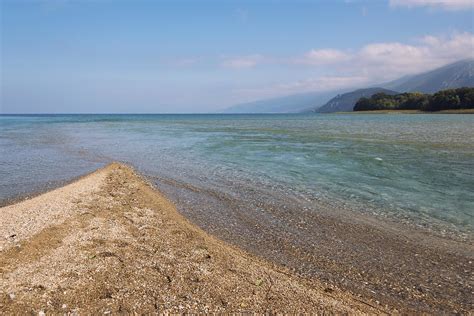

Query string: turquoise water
1 114 473 237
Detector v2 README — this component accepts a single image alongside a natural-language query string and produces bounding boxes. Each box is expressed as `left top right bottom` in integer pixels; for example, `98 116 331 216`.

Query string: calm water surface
1 114 473 237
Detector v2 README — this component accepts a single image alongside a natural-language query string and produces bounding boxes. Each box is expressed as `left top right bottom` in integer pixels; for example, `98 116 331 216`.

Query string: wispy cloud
273 76 370 93
235 76 371 100
356 32 473 78
232 31 473 100
220 54 265 69
295 49 351 66
160 57 200 67
147 32 472 101
296 32 474 79
389 0 473 11
222 32 473 76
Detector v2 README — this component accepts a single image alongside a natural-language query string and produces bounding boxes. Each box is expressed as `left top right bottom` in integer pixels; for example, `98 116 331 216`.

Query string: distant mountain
383 59 474 93
222 91 336 113
315 88 398 113
223 59 474 113
314 59 474 113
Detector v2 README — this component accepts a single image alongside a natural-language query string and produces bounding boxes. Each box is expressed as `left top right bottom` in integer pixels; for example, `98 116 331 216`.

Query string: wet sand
0 163 381 314
154 172 473 313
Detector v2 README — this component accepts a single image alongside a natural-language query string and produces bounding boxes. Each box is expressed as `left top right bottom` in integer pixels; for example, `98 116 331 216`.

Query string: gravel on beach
0 163 382 314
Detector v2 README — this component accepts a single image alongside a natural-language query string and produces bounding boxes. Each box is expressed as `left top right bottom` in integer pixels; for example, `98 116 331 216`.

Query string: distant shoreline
334 109 474 114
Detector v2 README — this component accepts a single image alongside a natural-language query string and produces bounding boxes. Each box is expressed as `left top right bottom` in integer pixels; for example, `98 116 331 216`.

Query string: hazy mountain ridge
315 88 399 113
222 91 336 113
223 59 474 113
383 59 474 93
315 59 474 113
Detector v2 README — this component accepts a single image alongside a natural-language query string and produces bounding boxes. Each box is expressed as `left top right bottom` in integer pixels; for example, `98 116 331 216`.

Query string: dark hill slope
316 88 398 113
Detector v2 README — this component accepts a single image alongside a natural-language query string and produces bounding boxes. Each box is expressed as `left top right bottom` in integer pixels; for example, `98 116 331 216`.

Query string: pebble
9 293 15 300
38 311 45 316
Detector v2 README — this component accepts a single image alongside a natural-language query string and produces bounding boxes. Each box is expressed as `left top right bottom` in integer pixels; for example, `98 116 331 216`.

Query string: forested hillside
354 87 474 112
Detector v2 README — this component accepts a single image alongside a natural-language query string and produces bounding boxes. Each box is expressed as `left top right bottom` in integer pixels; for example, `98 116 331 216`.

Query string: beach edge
0 163 382 314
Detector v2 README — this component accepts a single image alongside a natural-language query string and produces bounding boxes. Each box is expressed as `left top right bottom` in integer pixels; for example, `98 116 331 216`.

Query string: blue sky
1 0 473 113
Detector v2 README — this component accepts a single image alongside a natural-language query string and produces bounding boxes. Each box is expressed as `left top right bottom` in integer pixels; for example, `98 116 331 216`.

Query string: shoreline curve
0 163 382 313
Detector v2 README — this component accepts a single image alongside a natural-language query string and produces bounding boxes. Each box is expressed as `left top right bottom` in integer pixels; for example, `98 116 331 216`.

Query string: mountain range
223 59 474 113
222 90 336 113
383 59 474 93
315 88 398 113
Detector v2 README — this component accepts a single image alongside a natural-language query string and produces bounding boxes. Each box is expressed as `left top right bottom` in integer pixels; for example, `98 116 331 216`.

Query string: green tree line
353 87 474 112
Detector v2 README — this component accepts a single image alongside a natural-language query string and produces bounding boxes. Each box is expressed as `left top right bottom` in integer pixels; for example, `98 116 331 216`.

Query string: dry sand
0 163 384 314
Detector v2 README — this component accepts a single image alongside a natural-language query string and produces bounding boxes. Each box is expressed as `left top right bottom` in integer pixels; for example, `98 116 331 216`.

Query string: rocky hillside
383 59 474 93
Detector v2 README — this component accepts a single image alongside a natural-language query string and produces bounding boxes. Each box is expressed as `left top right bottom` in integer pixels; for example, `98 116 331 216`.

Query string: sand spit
0 163 382 314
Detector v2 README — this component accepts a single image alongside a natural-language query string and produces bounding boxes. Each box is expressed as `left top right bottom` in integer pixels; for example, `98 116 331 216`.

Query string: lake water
1 114 473 238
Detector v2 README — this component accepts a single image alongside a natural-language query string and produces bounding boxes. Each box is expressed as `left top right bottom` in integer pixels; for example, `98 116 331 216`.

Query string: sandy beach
3 0 474 313
0 163 384 314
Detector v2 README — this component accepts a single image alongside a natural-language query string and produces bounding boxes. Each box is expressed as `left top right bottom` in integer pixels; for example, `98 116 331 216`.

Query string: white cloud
420 32 474 59
291 32 474 75
221 32 473 76
389 0 473 10
220 54 264 69
296 49 351 65
297 32 474 80
354 32 474 77
236 76 371 100
233 32 473 100
276 76 371 93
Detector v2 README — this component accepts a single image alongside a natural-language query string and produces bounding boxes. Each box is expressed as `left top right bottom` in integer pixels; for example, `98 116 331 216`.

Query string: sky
1 0 473 113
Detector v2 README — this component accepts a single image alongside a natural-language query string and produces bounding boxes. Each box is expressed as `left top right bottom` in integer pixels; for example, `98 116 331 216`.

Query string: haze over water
1 114 473 238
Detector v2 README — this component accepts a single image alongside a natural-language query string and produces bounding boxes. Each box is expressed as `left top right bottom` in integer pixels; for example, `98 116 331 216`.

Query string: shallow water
1 114 473 237
2 113 473 312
